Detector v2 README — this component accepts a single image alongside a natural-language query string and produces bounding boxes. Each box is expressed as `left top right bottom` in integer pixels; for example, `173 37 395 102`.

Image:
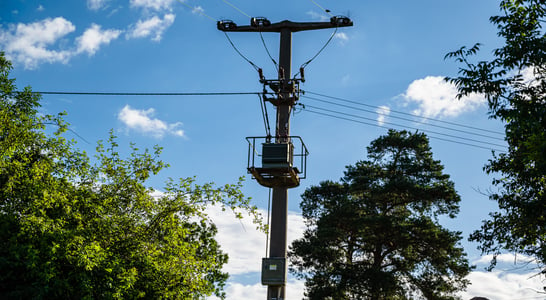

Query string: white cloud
377 105 391 126
76 24 121 55
192 6 205 16
209 279 305 300
0 17 75 69
87 0 109 10
118 105 185 138
37 5 45 11
209 205 305 275
306 10 329 22
472 253 539 267
127 14 175 42
335 32 348 42
130 0 175 11
402 76 485 119
459 271 545 300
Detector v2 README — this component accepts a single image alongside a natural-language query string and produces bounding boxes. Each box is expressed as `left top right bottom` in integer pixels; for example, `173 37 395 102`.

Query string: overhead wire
304 104 507 149
221 0 251 18
260 32 279 71
304 91 505 136
32 91 266 96
175 0 216 21
301 95 505 142
293 26 338 78
308 0 333 16
304 108 506 152
258 94 272 137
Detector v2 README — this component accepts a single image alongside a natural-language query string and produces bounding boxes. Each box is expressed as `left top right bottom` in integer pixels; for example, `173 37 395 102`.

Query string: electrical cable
265 187 271 257
175 0 217 21
223 32 262 72
31 91 266 96
258 94 272 137
260 31 279 71
303 104 507 150
308 0 333 16
293 27 338 78
304 108 506 152
304 90 505 136
302 95 505 142
221 0 252 18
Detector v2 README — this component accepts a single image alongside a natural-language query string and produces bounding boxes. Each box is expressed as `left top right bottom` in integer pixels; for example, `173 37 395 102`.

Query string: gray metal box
261 257 286 286
262 143 293 168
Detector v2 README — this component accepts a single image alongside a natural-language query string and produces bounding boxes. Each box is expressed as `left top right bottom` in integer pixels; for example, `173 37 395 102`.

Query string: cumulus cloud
127 14 175 42
208 205 305 275
76 24 121 55
118 105 185 138
191 6 205 16
306 10 329 22
209 279 305 300
0 17 75 69
459 271 545 300
87 0 109 10
130 0 175 11
376 105 391 126
335 32 349 42
472 253 539 267
402 76 485 119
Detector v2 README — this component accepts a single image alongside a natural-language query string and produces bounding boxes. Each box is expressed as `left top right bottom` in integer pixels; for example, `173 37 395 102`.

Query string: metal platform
248 166 301 188
246 136 308 189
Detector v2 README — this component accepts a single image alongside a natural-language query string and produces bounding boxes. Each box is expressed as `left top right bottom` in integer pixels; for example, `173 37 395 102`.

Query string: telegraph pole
218 17 353 300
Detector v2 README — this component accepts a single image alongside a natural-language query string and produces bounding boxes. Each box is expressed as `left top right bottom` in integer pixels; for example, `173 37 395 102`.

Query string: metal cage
246 136 309 188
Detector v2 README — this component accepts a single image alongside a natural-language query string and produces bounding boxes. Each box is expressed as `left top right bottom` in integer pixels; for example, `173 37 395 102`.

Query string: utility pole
218 16 353 300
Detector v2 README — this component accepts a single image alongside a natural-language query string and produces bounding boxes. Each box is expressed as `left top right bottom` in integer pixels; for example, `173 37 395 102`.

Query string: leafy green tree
0 52 261 299
445 0 546 272
289 130 472 300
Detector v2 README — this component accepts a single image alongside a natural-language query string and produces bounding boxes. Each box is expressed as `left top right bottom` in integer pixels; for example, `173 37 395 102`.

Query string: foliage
445 0 546 272
0 52 262 299
289 130 472 300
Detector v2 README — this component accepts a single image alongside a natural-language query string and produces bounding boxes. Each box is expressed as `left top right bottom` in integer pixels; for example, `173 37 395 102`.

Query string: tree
289 130 472 300
445 0 546 272
0 52 262 299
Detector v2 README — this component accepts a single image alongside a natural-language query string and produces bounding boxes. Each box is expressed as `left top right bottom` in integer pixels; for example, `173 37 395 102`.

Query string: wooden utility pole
218 17 353 300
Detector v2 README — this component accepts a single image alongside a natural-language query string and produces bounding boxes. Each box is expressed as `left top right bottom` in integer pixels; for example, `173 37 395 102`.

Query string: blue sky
1 0 545 298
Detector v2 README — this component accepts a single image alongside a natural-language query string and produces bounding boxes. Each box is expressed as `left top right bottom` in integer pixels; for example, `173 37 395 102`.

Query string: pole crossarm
218 18 353 33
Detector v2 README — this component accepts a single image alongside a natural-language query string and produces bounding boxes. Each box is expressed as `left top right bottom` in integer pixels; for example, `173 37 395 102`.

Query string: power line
301 95 505 142
260 31 279 71
294 27 338 78
176 0 216 21
305 104 506 148
304 90 505 137
304 108 506 152
221 0 251 18
308 0 333 17
31 91 265 96
223 32 262 72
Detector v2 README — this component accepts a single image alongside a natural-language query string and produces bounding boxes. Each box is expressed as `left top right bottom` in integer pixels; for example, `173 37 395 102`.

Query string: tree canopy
289 130 472 300
0 52 261 299
446 0 546 272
